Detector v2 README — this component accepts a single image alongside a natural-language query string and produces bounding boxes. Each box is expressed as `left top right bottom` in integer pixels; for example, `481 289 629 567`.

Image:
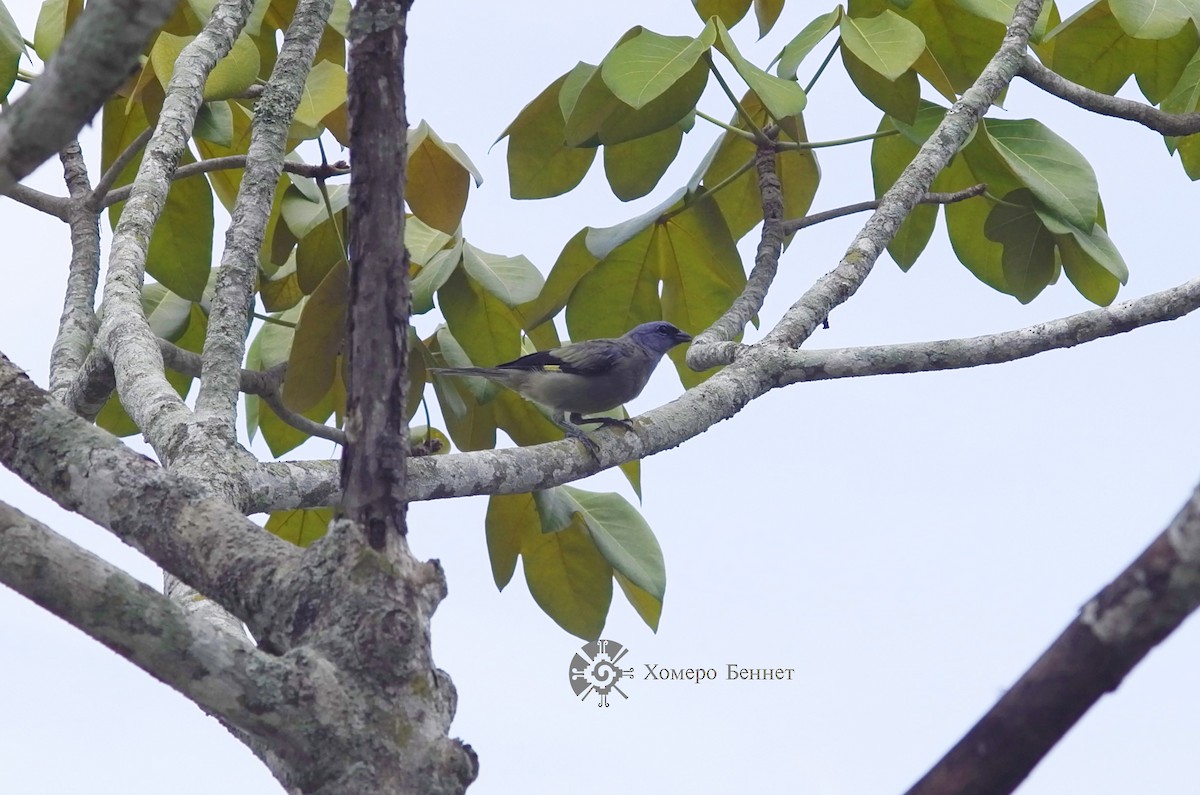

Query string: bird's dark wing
497 338 627 375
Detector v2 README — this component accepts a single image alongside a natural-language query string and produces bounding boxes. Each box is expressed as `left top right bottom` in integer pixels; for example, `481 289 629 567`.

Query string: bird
430 321 692 455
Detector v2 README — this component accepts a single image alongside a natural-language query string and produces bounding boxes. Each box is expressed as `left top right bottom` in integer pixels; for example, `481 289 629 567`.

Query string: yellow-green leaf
521 520 613 641
776 7 843 80
266 508 333 547
840 9 926 81
282 260 347 413
407 121 480 234
693 0 752 28
713 18 807 119
294 59 346 128
501 72 597 199
601 23 716 110
616 570 662 631
603 123 684 200
33 0 82 61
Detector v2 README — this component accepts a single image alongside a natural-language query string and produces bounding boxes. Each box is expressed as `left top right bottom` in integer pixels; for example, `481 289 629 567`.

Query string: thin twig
781 184 987 235
100 157 348 209
262 390 347 446
91 127 153 207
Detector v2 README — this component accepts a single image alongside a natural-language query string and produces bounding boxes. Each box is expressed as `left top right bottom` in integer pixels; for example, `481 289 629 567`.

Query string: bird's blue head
626 321 692 355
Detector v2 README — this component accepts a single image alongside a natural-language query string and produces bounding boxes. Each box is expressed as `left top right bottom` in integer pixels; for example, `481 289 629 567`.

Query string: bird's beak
675 329 693 344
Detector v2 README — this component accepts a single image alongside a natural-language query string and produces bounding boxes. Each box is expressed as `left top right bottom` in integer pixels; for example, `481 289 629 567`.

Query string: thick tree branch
763 0 1044 351
775 276 1200 383
95 0 252 460
0 353 298 641
195 0 334 435
61 346 115 419
343 0 413 550
0 0 178 193
906 480 1200 795
0 500 299 740
1019 55 1200 136
49 142 101 403
159 339 285 395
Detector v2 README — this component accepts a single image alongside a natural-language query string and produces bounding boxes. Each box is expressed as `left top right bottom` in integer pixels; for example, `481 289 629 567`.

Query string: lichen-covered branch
1019 56 1200 135
764 0 1044 351
0 0 177 193
95 0 253 461
194 0 335 435
0 352 297 641
49 142 101 403
0 499 297 739
688 140 785 371
776 276 1200 384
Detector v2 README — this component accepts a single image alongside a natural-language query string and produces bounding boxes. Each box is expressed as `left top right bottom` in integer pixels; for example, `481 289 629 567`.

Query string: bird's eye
657 324 671 334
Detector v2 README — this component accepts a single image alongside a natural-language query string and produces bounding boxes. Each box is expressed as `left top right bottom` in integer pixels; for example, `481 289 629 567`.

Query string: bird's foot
570 413 634 431
558 421 600 459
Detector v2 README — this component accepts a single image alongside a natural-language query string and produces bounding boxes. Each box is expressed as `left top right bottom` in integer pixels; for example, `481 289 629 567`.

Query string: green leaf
293 59 347 128
295 213 346 294
754 0 786 37
839 10 926 81
842 45 920 123
565 57 709 146
260 253 304 311
282 260 347 413
983 118 1098 230
149 32 261 101
1046 1 1133 95
266 508 333 547
896 0 1005 95
693 0 752 28
461 242 544 308
281 182 349 238
33 0 82 61
713 18 808 118
601 23 716 110
871 115 936 269
603 122 684 200
658 200 745 386
245 301 303 441
616 570 662 631
1131 23 1199 105
519 229 599 330
147 150 214 301
194 101 234 146
521 519 613 641
407 121 481 234
1037 209 1129 304
485 493 531 589
438 266 523 369
566 225 661 342
941 155 1011 294
983 189 1057 303
1108 0 1192 39
0 1 24 102
776 8 843 80
501 72 597 199
563 486 666 600
412 238 463 315
426 328 498 451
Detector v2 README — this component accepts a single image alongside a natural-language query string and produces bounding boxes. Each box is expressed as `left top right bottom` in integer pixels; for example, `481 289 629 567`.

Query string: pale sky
2 1 1198 793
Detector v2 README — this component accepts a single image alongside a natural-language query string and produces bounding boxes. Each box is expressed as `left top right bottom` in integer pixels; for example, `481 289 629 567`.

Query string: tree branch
0 499 299 740
95 0 253 459
2 183 69 218
91 127 153 208
688 139 785 370
262 389 347 445
99 156 349 209
781 184 987 236
0 352 298 641
905 480 1200 795
49 142 102 403
194 0 334 437
775 275 1200 383
1019 55 1200 136
0 0 178 193
763 0 1044 351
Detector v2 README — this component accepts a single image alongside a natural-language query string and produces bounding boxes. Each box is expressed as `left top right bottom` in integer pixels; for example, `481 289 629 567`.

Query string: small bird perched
430 321 692 455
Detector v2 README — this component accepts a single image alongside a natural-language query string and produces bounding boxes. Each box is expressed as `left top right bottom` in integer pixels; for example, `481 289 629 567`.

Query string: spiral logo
569 639 634 707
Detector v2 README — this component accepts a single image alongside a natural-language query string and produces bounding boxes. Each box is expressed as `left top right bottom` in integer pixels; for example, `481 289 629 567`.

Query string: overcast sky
2 1 1199 793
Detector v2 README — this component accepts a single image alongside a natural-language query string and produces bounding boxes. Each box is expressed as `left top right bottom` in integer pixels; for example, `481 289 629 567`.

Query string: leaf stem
804 40 841 95
706 52 767 143
695 109 757 140
775 128 899 151
253 312 297 328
